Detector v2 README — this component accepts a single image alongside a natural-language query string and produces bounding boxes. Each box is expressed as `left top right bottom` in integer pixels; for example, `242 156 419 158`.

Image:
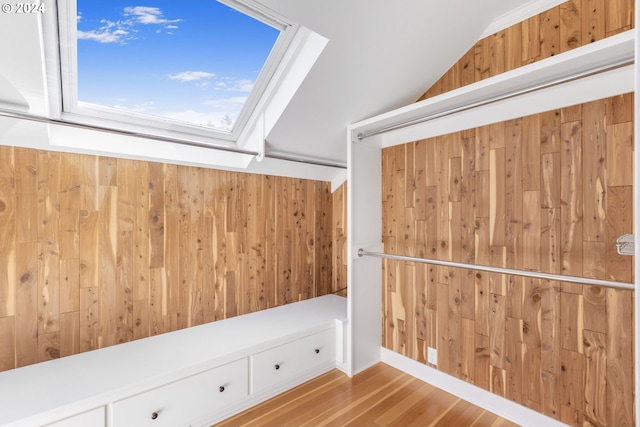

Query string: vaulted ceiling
259 0 536 166
0 0 551 181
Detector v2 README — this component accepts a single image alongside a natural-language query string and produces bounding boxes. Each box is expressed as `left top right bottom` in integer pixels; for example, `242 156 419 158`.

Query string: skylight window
56 0 292 141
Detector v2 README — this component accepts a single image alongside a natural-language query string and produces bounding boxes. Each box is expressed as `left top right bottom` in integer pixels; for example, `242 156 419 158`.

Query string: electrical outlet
427 347 437 365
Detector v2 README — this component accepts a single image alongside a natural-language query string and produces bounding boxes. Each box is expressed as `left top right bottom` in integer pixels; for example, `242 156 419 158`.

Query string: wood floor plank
431 399 485 427
373 381 439 426
343 381 435 427
318 376 423 426
470 410 510 427
271 365 409 427
303 375 417 427
218 368 372 426
214 363 518 427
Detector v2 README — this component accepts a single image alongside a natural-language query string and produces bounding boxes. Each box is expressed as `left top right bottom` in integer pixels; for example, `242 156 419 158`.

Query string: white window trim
45 0 302 152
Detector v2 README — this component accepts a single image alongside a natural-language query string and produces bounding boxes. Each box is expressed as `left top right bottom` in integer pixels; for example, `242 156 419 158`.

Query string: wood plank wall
382 94 634 427
419 0 634 101
332 183 348 297
381 3 636 425
0 146 342 372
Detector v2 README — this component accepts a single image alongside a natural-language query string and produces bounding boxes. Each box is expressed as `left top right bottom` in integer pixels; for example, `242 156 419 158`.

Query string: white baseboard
381 348 568 427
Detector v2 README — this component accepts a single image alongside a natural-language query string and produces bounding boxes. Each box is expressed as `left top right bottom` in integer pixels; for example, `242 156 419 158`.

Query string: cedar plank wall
0 147 342 372
382 1 634 427
332 183 348 297
419 0 634 101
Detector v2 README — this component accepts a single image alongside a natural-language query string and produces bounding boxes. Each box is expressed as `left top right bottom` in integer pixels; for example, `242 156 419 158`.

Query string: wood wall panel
0 146 15 319
37 152 61 337
419 0 634 101
331 183 347 297
382 94 634 427
402 4 635 424
0 147 341 371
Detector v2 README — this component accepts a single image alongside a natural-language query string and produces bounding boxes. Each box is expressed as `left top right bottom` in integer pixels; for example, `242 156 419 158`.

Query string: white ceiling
0 0 551 181
257 0 535 166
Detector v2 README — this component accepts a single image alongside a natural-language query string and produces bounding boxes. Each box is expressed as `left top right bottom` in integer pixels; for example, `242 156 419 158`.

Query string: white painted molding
352 30 634 148
381 348 569 427
0 112 344 183
330 169 347 193
633 3 639 427
238 27 328 150
380 64 633 148
481 0 567 38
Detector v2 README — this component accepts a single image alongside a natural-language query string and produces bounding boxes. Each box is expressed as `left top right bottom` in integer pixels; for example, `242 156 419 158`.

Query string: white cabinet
44 407 105 427
251 328 335 394
112 358 248 427
0 295 347 427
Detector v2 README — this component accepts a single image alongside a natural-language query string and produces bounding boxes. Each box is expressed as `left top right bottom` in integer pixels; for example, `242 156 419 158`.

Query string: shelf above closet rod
357 249 634 291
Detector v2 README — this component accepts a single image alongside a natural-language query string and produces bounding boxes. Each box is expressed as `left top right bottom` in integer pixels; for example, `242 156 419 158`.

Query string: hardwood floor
214 363 520 427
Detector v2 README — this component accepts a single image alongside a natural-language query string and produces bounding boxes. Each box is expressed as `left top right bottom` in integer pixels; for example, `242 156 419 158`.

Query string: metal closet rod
0 109 347 170
357 249 635 291
356 59 634 142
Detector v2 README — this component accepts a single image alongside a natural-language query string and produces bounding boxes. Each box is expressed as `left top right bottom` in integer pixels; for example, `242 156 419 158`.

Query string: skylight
57 0 290 139
43 0 328 170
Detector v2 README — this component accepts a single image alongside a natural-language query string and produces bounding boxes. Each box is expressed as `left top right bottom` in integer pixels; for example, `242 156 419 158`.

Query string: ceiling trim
351 31 634 147
481 0 567 38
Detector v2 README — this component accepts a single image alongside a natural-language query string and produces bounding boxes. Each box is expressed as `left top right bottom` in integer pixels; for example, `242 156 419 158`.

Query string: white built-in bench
0 295 348 427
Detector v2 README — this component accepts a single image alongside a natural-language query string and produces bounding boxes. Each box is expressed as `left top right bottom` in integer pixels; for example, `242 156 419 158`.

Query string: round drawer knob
315 349 320 354
151 412 159 420
274 364 280 370
219 386 225 392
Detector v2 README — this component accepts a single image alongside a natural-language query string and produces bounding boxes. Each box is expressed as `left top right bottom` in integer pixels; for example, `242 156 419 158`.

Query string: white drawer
45 407 105 427
251 328 335 394
112 358 248 427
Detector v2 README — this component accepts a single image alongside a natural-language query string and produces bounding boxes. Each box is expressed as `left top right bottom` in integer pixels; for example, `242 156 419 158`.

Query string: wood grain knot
46 347 60 359
567 36 579 48
20 272 32 284
588 286 603 296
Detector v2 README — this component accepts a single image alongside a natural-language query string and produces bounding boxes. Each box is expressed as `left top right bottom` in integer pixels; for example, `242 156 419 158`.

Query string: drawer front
45 407 105 427
112 358 248 427
251 328 335 394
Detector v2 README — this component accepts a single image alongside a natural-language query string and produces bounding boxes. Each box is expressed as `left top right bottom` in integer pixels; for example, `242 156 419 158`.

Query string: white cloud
160 109 235 131
168 71 216 82
212 78 255 92
77 28 130 44
160 96 249 131
78 6 180 43
228 79 254 92
123 6 181 25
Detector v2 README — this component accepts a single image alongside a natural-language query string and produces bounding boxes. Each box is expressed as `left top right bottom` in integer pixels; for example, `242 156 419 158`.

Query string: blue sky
76 1 280 131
